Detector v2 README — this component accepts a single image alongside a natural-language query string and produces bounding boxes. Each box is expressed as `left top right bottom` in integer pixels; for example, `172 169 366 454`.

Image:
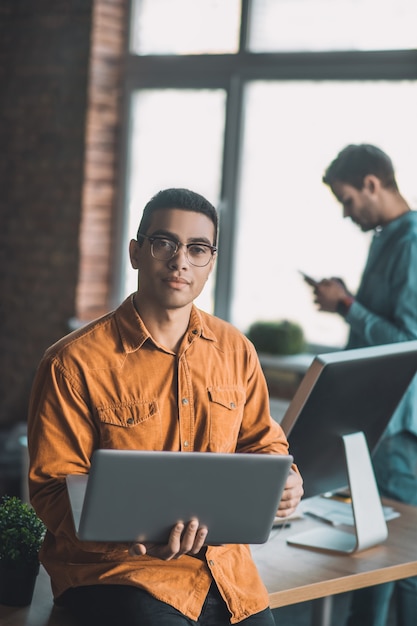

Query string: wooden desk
1 499 417 626
251 498 417 608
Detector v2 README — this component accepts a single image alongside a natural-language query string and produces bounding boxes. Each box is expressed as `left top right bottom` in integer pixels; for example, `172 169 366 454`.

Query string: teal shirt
345 210 417 436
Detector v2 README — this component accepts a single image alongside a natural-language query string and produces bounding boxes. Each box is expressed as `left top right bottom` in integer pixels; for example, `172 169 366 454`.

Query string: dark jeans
346 431 417 626
58 580 276 626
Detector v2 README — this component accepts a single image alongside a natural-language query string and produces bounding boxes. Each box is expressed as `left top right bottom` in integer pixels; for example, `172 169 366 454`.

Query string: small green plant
0 495 46 569
247 320 306 355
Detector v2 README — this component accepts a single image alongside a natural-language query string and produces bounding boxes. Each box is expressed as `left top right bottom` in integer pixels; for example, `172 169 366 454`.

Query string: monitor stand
287 431 388 554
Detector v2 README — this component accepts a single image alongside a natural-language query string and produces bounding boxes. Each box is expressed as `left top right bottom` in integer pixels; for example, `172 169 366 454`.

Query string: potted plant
0 495 46 606
247 319 306 355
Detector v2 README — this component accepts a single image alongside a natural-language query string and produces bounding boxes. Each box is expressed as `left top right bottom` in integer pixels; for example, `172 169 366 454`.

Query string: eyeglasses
138 235 217 267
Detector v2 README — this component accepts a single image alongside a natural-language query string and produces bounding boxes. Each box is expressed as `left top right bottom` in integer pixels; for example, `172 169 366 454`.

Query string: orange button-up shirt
28 296 293 624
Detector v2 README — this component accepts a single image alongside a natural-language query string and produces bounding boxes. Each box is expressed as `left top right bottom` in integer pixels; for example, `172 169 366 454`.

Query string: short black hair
323 144 398 191
136 188 218 245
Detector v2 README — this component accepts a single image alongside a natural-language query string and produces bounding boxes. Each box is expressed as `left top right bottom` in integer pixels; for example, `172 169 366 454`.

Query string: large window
118 0 417 349
248 0 417 52
234 79 417 346
124 89 226 312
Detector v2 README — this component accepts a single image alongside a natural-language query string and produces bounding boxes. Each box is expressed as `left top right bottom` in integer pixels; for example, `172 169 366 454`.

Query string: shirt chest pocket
207 387 246 452
96 401 162 450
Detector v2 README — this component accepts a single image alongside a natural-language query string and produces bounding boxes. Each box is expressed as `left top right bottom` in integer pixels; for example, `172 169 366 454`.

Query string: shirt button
182 398 189 405
184 441 189 448
230 402 236 409
208 560 215 566
127 417 134 424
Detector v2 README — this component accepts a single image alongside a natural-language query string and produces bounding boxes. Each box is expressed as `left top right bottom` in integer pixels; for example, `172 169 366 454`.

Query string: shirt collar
374 210 414 238
188 306 217 344
115 295 217 354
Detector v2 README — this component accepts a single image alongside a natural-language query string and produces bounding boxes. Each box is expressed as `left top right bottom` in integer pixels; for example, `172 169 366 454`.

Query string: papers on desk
272 509 305 528
301 495 400 527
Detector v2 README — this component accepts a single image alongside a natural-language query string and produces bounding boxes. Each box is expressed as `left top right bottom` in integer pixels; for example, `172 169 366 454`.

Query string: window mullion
214 75 245 322
126 49 417 89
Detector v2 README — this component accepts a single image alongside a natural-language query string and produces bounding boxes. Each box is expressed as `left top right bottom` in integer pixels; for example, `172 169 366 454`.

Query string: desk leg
311 595 333 626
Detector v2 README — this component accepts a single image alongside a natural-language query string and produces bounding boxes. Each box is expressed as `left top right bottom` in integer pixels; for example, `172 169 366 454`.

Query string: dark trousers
58 580 276 626
346 431 417 626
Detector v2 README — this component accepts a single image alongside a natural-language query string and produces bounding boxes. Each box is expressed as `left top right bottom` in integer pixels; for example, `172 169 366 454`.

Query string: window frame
114 0 417 322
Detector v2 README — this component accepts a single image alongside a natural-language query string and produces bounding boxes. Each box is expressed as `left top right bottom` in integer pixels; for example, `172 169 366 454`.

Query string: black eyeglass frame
137 234 217 267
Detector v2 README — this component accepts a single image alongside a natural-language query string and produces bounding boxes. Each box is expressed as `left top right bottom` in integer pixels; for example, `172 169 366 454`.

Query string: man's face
331 180 381 232
130 208 216 311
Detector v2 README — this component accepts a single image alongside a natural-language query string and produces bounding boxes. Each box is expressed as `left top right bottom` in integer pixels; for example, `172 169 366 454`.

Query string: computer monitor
280 340 417 554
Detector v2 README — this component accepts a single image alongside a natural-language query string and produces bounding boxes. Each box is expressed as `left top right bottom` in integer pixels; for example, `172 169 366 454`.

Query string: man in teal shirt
306 144 417 626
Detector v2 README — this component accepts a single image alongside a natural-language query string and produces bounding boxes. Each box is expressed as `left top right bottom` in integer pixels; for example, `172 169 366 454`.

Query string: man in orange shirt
28 188 303 626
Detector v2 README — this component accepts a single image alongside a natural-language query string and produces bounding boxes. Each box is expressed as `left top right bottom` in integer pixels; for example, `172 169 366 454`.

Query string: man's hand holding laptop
275 469 304 519
129 518 208 560
129 469 303 560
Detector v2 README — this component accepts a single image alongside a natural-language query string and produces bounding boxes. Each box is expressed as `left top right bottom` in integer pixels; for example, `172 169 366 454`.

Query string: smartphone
298 270 319 288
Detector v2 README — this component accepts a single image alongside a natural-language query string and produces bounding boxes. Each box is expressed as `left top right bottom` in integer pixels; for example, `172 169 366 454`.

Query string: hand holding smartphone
299 270 320 288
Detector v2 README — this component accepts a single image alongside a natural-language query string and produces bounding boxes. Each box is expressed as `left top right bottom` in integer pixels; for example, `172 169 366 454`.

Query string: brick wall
0 0 127 428
77 0 127 322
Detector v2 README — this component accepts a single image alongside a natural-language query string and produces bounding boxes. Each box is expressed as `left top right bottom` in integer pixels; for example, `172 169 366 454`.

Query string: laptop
66 449 293 545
